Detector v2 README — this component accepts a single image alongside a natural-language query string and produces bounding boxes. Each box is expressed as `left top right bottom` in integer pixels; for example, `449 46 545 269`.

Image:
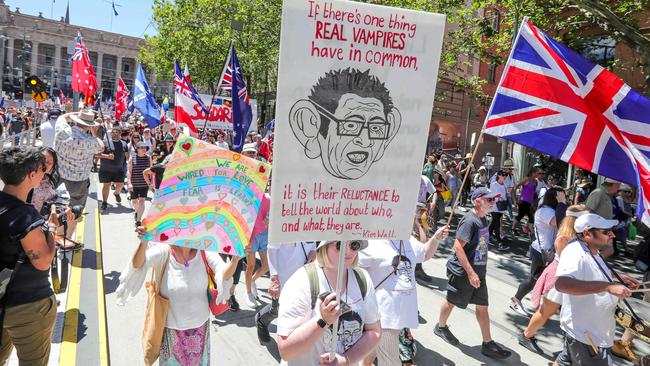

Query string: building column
96 51 103 92
6 37 14 83
53 44 61 83
115 55 122 81
30 40 39 77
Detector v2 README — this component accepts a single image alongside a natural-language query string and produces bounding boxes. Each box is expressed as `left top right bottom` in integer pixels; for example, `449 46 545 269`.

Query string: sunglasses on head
335 241 363 251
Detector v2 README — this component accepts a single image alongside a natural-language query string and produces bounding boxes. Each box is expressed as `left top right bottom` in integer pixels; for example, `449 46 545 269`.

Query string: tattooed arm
20 227 56 271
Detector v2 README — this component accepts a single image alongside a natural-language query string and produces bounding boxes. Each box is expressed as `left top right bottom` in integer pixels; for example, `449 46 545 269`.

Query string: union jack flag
484 20 650 226
174 60 208 133
70 32 98 98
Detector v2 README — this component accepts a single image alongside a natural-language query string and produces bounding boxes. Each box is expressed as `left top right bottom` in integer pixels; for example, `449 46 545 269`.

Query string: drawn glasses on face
309 99 391 141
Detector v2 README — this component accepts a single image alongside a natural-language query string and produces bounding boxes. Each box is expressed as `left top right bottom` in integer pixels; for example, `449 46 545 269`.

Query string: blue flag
228 46 253 152
133 64 162 128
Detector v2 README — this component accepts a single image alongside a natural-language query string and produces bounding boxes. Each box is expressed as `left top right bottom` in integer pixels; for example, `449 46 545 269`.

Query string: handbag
440 185 452 201
142 250 170 366
200 251 229 317
496 200 508 212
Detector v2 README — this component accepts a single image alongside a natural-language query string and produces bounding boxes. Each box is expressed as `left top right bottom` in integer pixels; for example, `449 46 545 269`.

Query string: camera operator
0 146 58 365
54 110 104 235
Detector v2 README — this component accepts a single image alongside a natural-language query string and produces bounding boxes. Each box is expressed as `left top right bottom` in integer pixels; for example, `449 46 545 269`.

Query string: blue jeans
506 193 514 218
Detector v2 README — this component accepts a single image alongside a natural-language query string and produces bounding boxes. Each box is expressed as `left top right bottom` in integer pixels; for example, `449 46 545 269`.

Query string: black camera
40 199 83 225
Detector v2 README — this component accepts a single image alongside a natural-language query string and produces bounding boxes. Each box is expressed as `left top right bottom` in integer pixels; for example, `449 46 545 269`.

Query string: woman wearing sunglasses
277 240 381 365
358 208 448 366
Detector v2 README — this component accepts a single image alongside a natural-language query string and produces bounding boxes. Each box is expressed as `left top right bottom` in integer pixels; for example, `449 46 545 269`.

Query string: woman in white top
510 187 566 316
488 170 508 251
116 229 239 365
359 210 448 366
277 241 381 365
256 242 317 344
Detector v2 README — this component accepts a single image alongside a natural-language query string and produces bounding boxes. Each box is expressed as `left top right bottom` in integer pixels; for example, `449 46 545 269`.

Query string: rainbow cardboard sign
141 136 271 256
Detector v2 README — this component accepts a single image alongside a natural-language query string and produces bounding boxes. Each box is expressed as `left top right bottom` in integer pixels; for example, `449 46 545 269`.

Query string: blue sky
6 0 156 38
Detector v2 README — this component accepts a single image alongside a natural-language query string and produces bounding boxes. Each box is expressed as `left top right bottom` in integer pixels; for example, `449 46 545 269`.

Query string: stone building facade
0 1 169 101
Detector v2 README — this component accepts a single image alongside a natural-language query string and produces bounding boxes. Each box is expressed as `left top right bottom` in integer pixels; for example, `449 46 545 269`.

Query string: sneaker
114 191 122 203
101 201 108 211
245 292 257 308
415 264 433 282
481 340 512 359
228 295 240 312
612 340 639 363
509 297 530 317
135 221 142 228
518 332 544 354
434 323 459 346
251 282 259 299
255 312 271 344
496 244 509 252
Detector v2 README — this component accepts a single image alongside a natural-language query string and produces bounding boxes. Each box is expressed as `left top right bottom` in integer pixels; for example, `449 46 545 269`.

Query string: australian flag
133 64 162 128
483 19 650 226
227 46 253 152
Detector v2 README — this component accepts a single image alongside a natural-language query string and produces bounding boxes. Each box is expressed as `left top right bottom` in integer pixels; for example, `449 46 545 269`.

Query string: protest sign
187 95 258 132
269 0 445 242
142 136 271 256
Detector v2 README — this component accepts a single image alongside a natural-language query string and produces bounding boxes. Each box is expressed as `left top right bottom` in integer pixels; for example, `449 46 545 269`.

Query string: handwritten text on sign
308 0 420 70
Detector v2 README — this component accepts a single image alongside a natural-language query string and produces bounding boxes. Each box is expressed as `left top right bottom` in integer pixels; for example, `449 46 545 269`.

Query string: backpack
305 262 367 310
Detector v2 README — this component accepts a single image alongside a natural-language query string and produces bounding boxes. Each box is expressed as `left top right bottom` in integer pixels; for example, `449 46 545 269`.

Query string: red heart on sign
181 142 192 151
223 245 232 253
259 165 266 173
160 233 169 241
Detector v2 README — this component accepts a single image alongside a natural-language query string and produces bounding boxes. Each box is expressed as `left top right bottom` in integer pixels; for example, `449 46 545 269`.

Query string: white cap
242 143 257 153
574 213 618 233
316 240 369 251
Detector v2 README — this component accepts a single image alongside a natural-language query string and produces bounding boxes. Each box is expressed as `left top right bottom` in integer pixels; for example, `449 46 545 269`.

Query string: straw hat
69 110 99 127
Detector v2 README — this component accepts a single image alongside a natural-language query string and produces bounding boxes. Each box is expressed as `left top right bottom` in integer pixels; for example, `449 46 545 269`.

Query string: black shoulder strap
352 267 367 300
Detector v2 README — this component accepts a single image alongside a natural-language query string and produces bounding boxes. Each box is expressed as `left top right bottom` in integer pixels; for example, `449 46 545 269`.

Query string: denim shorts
250 230 268 253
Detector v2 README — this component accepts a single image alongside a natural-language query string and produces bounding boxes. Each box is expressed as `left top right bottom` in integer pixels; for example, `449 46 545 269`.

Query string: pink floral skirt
159 321 210 366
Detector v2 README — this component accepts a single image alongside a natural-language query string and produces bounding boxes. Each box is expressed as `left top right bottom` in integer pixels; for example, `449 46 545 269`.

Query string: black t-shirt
99 139 128 173
149 164 166 189
446 211 489 278
9 117 24 133
0 191 53 306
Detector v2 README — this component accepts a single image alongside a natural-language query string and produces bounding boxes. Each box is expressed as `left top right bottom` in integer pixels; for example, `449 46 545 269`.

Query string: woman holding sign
116 229 239 365
277 240 381 365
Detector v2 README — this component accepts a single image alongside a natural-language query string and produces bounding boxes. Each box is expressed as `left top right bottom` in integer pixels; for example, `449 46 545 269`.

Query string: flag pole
329 242 347 361
200 41 234 135
445 17 529 227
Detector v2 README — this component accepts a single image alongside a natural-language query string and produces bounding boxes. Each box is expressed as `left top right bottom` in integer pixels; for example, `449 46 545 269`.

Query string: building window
104 59 114 70
575 36 616 67
123 64 130 73
491 10 500 32
45 49 53 65
487 63 497 83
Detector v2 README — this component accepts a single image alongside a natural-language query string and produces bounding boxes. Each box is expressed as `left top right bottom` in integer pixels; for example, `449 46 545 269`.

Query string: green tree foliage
140 0 650 100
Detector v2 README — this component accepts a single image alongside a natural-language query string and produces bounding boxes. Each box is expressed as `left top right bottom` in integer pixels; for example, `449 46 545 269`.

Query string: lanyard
577 239 641 322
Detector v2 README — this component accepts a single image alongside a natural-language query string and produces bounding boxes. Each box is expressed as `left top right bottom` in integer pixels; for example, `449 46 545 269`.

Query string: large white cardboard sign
269 0 445 243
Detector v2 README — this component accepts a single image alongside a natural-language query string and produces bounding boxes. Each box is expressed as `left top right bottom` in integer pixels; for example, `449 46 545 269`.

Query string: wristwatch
317 318 328 328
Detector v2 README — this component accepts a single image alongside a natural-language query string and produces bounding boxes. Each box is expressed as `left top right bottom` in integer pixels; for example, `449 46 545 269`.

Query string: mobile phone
318 291 331 302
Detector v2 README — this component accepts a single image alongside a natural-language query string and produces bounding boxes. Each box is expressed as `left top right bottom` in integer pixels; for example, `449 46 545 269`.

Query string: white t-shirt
277 266 379 366
418 175 435 204
531 206 557 253
145 244 228 330
358 238 425 330
215 141 230 150
556 240 617 347
40 118 60 148
489 181 507 213
268 242 317 287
